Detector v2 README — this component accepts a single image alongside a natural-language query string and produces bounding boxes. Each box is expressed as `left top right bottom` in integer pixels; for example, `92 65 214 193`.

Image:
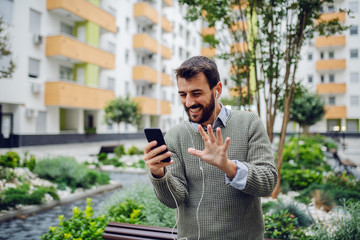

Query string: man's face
177 72 218 126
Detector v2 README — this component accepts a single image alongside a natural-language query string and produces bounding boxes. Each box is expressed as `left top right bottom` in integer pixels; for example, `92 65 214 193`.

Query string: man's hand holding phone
144 128 173 178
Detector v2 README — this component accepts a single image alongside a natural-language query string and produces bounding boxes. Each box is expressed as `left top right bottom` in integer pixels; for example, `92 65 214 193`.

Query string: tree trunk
271 96 291 198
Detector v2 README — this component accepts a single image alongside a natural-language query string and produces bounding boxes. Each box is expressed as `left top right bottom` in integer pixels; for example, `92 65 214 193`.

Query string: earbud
215 91 219 98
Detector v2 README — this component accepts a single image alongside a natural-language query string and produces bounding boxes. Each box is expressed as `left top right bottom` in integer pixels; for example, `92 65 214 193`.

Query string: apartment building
0 0 202 147
297 0 360 133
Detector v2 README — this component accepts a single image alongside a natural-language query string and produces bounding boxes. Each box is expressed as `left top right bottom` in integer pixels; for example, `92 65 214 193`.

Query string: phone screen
144 128 171 162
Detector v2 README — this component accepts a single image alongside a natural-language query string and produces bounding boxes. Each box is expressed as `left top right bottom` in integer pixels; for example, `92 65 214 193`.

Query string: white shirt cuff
225 160 248 190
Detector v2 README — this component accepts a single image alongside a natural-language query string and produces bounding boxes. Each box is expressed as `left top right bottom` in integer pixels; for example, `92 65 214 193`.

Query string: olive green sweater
150 110 277 239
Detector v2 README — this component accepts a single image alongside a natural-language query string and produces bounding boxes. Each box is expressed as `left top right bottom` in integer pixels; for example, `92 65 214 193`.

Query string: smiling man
144 56 277 239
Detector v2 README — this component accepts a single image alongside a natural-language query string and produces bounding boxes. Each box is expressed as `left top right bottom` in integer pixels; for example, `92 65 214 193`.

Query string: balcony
201 27 216 36
47 0 116 32
317 83 346 94
133 96 171 115
316 59 346 71
132 65 172 86
133 2 172 33
318 12 346 23
201 47 216 57
133 34 158 54
230 21 248 32
45 81 114 109
315 35 346 48
161 45 172 59
324 105 347 119
163 0 173 7
230 42 248 53
46 35 115 69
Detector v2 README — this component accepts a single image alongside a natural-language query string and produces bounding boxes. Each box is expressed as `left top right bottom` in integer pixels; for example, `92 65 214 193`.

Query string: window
350 49 359 59
60 22 73 36
321 74 325 83
29 9 41 33
308 75 313 83
179 24 183 38
350 95 359 106
108 6 116 16
328 5 334 13
320 52 324 59
179 47 183 58
0 0 13 24
125 17 130 31
329 96 336 105
308 53 313 61
59 66 73 81
350 72 359 83
125 81 130 96
107 77 115 90
108 42 116 54
329 74 335 83
347 119 359 132
28 58 40 78
125 49 129 63
350 25 358 35
329 51 335 59
349 1 359 13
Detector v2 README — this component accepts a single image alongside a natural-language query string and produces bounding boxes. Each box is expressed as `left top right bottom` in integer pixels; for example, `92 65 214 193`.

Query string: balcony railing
201 27 216 36
318 12 346 23
324 105 347 119
230 42 248 53
317 83 346 94
47 0 116 32
46 34 115 69
315 35 346 48
316 59 346 71
133 96 171 115
134 2 172 33
45 81 114 109
201 47 216 57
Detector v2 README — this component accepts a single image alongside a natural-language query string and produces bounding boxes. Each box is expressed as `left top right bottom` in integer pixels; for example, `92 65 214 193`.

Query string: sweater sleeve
241 117 278 197
149 130 189 208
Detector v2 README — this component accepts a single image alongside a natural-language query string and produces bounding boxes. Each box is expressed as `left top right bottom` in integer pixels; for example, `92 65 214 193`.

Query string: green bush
0 183 59 210
127 145 143 155
0 168 16 181
97 153 108 162
107 199 145 224
114 145 126 158
22 153 37 171
282 168 323 191
264 210 307 239
41 199 108 240
0 151 20 168
33 156 110 191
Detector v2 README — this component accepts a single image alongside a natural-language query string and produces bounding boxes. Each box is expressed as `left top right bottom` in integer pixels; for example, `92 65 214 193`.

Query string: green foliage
97 153 108 162
282 168 323 191
33 156 109 191
104 97 140 130
127 145 143 155
0 16 16 79
0 183 59 210
0 151 20 168
114 145 126 158
264 210 307 239
96 184 176 228
0 168 16 181
107 199 145 224
309 200 360 240
41 199 108 240
22 152 37 171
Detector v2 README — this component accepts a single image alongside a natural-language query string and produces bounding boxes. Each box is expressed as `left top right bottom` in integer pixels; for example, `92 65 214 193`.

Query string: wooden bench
103 222 177 240
103 222 277 240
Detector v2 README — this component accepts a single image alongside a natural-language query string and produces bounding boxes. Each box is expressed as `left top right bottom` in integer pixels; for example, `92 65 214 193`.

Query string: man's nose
185 95 195 108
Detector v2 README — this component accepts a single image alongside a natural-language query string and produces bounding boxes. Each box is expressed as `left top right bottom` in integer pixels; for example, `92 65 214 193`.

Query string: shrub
114 145 126 158
0 183 59 210
127 146 143 155
0 151 20 168
41 199 108 240
264 210 307 239
282 168 323 191
107 199 145 224
33 156 110 191
97 153 108 162
0 168 16 182
309 200 360 240
22 152 37 171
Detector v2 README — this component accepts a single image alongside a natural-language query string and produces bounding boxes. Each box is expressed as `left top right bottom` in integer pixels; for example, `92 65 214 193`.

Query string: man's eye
179 94 186 98
192 93 200 97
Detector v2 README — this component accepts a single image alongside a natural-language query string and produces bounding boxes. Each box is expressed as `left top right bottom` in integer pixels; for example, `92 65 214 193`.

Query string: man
144 56 277 239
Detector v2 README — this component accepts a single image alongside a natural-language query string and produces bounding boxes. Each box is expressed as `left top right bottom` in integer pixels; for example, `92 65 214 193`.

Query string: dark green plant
0 183 59 210
85 127 96 135
33 156 109 191
0 151 20 168
0 16 16 79
114 145 126 158
264 210 307 239
0 168 16 181
282 168 323 191
127 146 143 155
41 199 108 240
107 199 145 224
97 153 108 162
22 153 37 171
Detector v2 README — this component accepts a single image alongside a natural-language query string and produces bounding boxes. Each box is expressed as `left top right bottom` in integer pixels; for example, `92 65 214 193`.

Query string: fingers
188 147 202 158
207 125 216 143
216 127 223 144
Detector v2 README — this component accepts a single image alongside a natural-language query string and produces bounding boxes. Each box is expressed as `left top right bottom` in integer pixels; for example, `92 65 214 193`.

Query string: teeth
190 108 200 113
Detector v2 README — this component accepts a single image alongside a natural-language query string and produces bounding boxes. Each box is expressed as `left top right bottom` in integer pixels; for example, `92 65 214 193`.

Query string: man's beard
185 94 215 124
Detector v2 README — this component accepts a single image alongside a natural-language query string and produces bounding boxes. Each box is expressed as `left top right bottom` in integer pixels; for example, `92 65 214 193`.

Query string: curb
0 182 123 223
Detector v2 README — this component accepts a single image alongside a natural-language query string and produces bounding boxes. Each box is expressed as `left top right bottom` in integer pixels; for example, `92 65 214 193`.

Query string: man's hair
175 56 220 89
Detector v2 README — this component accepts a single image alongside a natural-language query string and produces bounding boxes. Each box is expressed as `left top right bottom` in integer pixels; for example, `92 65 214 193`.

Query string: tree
178 0 348 197
0 16 15 79
104 97 140 133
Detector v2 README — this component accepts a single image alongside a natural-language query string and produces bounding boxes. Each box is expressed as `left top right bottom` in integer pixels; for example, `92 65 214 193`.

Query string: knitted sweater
150 110 278 240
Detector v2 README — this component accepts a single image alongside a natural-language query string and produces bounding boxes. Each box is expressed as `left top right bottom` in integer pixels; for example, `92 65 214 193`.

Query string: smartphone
144 128 171 162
